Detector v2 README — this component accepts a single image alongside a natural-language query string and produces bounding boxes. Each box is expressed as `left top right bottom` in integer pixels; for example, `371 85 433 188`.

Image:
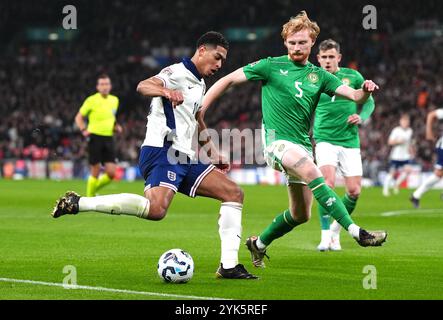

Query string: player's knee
325 178 335 189
296 215 310 224
223 184 244 203
347 189 361 199
289 207 311 224
146 200 168 221
305 165 322 182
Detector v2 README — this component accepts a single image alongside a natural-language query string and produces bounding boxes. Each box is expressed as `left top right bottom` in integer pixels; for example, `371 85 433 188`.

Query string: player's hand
81 129 90 137
114 124 123 134
362 80 379 93
164 89 184 108
347 114 362 125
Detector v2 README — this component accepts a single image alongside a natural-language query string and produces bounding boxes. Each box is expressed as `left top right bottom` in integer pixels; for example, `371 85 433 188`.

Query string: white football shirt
388 126 413 161
142 58 206 159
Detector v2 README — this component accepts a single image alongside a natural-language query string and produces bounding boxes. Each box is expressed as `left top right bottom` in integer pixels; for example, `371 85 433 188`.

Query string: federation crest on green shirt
307 72 319 83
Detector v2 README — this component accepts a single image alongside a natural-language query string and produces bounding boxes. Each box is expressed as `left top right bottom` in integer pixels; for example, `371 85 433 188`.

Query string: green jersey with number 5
243 55 342 151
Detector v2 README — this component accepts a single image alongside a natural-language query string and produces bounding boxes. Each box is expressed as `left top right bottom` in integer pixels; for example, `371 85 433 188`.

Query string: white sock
347 223 360 239
383 173 393 192
330 220 342 236
413 174 441 199
218 202 243 269
256 237 267 251
79 193 150 219
395 171 408 187
320 229 331 243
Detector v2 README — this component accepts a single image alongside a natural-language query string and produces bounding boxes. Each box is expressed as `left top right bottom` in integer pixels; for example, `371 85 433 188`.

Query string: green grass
1 179 442 300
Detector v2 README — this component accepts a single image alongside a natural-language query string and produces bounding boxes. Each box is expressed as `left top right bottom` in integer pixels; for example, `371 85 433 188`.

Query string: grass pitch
1 179 442 300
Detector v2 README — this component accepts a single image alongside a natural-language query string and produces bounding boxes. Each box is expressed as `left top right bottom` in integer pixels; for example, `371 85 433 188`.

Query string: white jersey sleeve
435 108 443 120
142 61 206 159
155 66 178 89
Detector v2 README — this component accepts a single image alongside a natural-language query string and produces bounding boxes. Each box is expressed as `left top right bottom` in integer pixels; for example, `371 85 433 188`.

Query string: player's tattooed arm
136 76 184 107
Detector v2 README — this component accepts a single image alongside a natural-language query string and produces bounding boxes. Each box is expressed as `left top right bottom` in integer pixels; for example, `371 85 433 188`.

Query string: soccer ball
157 249 194 283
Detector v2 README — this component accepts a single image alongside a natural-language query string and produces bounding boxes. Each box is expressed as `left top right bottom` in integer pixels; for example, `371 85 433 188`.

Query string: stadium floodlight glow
48 33 59 41
247 32 257 41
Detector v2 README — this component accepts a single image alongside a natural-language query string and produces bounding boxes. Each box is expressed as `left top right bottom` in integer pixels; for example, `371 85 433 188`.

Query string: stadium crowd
1 0 443 180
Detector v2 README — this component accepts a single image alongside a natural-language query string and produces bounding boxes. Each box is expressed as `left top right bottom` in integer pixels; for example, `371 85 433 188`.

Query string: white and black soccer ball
157 249 194 283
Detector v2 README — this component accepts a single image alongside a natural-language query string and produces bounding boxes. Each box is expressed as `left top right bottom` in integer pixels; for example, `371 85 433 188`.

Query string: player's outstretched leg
245 235 270 268
52 191 81 218
308 177 387 247
245 183 311 267
51 191 151 219
281 148 387 248
195 169 257 279
410 171 442 208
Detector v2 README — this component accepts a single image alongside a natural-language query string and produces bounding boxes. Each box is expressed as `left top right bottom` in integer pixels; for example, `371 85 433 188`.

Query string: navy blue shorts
138 145 214 197
435 147 443 170
389 160 410 169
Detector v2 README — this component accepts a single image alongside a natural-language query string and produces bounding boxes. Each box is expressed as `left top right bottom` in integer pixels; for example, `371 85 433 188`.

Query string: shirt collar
182 57 203 81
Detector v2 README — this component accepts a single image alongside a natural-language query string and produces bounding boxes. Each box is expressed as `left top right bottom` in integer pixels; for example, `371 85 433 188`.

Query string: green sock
318 205 331 230
308 177 354 230
86 176 98 197
96 173 112 192
259 209 300 246
342 193 358 215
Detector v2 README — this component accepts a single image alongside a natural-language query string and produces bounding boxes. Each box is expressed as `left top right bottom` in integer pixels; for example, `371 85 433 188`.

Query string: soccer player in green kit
202 11 387 268
314 39 375 251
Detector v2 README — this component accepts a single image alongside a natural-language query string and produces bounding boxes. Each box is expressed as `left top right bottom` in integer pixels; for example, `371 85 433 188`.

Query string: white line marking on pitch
0 277 230 300
381 209 443 217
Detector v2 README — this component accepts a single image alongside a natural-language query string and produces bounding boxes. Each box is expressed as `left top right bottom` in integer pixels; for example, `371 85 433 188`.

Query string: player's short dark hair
197 31 229 50
97 73 110 81
318 39 340 53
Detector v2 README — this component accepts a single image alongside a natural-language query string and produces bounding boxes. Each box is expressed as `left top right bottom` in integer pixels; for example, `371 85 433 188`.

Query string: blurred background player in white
52 32 257 280
383 114 414 197
410 108 443 208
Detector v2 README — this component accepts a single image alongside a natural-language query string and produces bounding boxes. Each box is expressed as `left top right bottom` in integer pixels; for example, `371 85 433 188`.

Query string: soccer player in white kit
410 108 443 208
51 32 257 279
383 114 414 196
